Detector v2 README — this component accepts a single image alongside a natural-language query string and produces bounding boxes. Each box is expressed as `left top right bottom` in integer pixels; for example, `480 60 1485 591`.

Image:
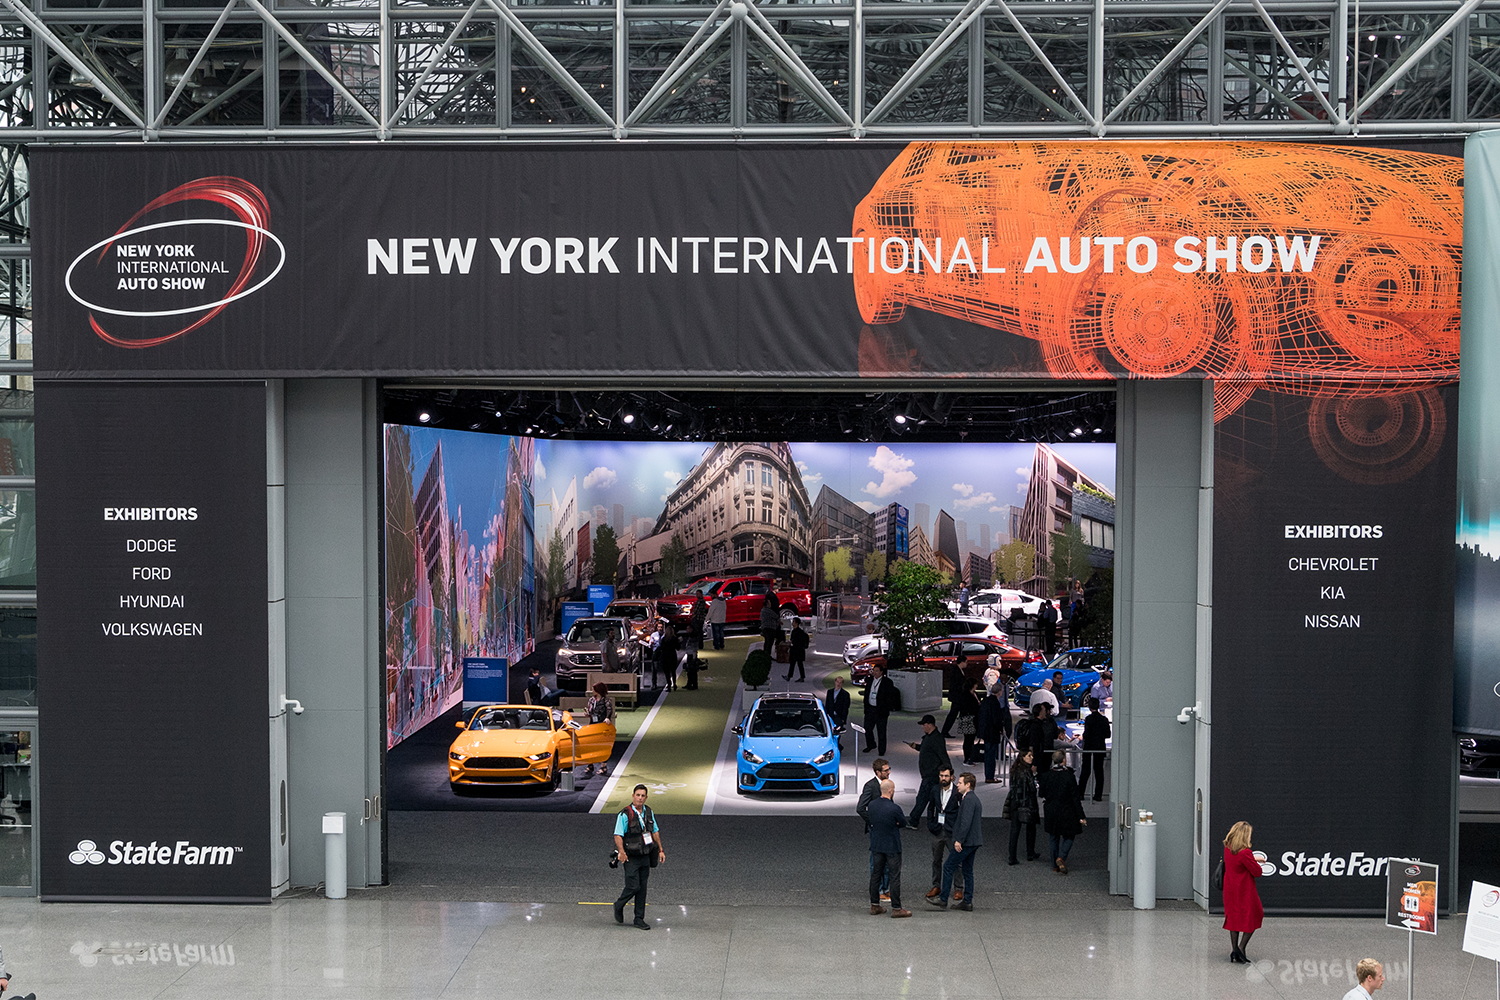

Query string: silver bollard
323 811 347 899
1133 812 1157 910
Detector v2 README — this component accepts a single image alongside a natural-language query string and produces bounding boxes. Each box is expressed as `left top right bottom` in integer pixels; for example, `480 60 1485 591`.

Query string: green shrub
741 649 773 689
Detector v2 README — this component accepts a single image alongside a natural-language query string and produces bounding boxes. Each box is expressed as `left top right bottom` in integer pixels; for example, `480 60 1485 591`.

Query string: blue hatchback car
733 693 843 794
1014 648 1113 712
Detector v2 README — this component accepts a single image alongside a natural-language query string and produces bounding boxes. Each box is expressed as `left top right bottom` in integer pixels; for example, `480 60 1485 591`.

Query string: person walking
906 715 952 829
656 622 680 692
1342 960 1385 999
978 682 1010 783
785 617 809 682
957 584 970 614
922 766 961 902
857 758 893 902
866 778 912 917
824 676 850 732
708 592 728 650
1079 696 1110 801
645 623 664 689
1039 750 1087 874
687 596 708 666
928 772 981 910
613 784 665 930
760 592 781 659
1039 600 1058 658
953 678 981 764
1222 820 1264 964
939 654 969 737
1005 749 1041 864
862 663 897 755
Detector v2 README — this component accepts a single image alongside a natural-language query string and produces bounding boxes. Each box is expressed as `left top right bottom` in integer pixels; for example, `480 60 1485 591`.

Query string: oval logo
1253 850 1275 876
1493 680 1500 698
1485 889 1500 908
63 176 283 349
1405 865 1422 877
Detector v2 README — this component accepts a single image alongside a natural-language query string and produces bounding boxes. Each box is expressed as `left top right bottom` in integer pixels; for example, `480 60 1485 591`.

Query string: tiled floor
0 893 1485 999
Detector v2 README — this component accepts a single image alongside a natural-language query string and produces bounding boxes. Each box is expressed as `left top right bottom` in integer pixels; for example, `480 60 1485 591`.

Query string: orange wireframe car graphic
851 142 1461 419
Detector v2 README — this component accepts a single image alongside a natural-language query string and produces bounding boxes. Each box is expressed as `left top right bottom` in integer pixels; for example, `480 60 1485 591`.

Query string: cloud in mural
1016 482 1029 495
797 460 823 487
584 466 617 489
664 470 681 483
1015 467 1029 477
955 491 997 510
534 456 547 481
990 505 1008 513
953 483 975 497
863 446 917 498
856 500 880 513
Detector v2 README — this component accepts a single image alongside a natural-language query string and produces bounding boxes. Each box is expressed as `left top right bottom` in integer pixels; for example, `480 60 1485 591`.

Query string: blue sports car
733 693 843 794
1014 648 1113 712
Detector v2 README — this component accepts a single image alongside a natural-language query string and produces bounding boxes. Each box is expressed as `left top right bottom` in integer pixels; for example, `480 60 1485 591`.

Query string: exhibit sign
35 381 270 900
1385 860 1439 934
1463 880 1500 960
1211 381 1457 913
560 602 595 635
31 143 1460 416
462 658 508 710
588 585 615 615
1457 131 1500 737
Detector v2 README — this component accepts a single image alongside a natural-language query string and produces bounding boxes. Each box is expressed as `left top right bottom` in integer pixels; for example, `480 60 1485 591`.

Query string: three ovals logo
64 177 285 348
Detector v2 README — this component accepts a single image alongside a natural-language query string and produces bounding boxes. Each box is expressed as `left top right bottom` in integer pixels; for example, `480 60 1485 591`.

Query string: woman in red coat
1222 820 1263 964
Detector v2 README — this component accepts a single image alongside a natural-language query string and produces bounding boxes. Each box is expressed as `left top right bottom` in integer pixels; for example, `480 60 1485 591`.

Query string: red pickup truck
656 577 814 628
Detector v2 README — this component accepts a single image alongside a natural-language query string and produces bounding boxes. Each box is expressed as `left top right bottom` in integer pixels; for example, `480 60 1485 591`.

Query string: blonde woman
1222 821 1264 964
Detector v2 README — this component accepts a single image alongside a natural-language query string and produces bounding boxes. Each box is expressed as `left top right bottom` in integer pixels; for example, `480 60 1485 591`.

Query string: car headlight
1064 683 1083 693
742 749 764 765
813 748 836 765
527 752 552 761
617 646 629 657
557 649 574 662
1461 738 1477 749
449 751 466 761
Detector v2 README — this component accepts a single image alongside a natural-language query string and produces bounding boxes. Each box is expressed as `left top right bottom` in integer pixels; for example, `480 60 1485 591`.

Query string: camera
608 849 620 869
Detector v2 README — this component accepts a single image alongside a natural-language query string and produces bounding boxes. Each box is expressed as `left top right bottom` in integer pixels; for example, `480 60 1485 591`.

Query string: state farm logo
1253 851 1274 876
64 176 285 349
69 840 105 865
68 838 241 866
1264 850 1393 877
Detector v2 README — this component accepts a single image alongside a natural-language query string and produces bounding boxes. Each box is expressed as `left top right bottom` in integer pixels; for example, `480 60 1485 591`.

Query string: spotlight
893 413 908 425
418 412 431 423
622 413 635 425
495 410 503 418
1093 427 1103 435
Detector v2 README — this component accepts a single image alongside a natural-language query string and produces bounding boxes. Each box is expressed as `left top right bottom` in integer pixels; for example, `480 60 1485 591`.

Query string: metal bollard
323 811 347 899
1133 812 1157 910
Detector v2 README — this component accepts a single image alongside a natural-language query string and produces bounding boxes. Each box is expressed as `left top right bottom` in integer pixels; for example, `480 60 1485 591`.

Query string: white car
842 616 1006 664
947 588 1046 619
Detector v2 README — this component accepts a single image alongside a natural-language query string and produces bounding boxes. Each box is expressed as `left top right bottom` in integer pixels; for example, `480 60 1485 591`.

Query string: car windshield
687 580 722 597
567 621 621 643
470 708 552 731
606 604 648 620
749 704 828 737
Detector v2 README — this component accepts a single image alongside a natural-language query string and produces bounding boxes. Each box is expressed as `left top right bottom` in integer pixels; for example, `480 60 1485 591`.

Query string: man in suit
928 772 982 911
866 778 911 917
785 618 810 681
856 758 892 902
862 664 898 755
1039 601 1059 658
1080 696 1111 801
922 766 962 901
825 676 851 731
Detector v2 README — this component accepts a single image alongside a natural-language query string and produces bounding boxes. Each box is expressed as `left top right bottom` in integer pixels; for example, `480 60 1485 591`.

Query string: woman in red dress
1222 820 1264 964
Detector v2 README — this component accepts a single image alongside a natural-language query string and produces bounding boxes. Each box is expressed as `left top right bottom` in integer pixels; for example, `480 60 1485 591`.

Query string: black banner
1211 385 1457 912
37 381 268 900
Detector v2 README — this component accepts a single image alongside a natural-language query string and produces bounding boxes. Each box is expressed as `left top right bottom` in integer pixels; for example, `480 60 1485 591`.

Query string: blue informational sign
462 657 508 708
561 601 595 635
587 584 616 614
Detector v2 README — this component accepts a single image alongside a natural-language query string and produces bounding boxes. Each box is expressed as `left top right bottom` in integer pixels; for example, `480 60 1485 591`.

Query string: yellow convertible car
449 705 615 791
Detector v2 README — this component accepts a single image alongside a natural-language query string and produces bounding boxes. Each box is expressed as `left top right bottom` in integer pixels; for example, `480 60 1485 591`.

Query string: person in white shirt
1030 679 1060 718
1341 959 1384 999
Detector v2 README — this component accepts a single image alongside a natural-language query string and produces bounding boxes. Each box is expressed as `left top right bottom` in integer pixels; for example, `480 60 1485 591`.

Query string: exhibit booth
27 137 1476 911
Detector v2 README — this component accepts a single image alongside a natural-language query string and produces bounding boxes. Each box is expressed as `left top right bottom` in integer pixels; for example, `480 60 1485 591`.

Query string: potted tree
873 561 949 712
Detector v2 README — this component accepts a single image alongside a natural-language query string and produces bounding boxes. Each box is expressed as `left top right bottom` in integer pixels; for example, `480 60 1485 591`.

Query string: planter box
890 668 943 713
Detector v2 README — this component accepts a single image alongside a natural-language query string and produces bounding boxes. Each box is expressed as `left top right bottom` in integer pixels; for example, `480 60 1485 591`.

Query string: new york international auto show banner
1211 381 1457 913
36 382 269 900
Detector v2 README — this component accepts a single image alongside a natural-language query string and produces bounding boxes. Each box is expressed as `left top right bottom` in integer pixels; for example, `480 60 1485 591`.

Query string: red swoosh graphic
91 176 270 349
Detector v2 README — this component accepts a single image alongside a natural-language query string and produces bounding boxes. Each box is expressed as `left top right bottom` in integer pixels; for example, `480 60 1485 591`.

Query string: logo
1493 680 1500 698
1404 864 1422 877
64 177 285 349
1265 851 1392 877
1485 889 1499 908
69 840 105 865
1253 850 1274 876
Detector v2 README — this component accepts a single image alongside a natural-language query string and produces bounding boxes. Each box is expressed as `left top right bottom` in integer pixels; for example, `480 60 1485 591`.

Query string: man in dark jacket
785 617 810 681
1039 601 1059 658
906 715 952 829
856 758 892 901
824 676 851 731
866 779 911 917
1080 696 1111 801
862 664 898 754
928 772 982 910
939 654 969 737
977 683 1010 783
760 593 781 659
922 766 962 901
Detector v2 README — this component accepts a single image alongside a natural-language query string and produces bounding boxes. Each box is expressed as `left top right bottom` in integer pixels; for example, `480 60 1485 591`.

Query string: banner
36 381 269 900
1457 131 1500 737
32 143 1461 418
1211 383 1456 912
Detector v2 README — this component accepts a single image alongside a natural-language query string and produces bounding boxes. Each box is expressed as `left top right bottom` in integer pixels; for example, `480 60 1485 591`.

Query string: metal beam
240 0 383 129
153 0 240 131
625 0 733 127
1354 0 1484 114
1103 0 1234 124
385 0 487 129
481 0 616 130
864 0 996 125
992 0 1097 124
742 2 855 127
0 0 148 130
1247 0 1342 121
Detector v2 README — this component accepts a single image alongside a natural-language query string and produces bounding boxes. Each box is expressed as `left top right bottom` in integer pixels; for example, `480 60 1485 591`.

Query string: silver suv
555 617 635 690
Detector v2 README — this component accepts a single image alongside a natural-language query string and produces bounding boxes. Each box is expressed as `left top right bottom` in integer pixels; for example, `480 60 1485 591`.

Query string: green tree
875 560 950 670
863 550 888 585
543 526 568 609
655 532 689 594
994 539 1035 589
824 545 855 590
592 524 620 586
1051 521 1092 590
741 648 773 689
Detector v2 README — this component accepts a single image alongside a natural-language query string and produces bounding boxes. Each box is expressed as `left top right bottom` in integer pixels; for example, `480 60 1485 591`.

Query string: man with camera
613 784 666 929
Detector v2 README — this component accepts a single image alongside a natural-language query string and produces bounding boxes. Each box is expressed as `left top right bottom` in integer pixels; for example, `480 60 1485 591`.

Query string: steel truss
0 0 1483 140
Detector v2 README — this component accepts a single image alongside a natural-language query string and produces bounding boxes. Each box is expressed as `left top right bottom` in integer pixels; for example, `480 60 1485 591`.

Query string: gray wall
283 379 383 887
1111 379 1211 901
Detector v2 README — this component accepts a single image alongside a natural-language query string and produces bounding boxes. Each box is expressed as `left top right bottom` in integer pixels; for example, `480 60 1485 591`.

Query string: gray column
283 379 383 888
1111 378 1210 900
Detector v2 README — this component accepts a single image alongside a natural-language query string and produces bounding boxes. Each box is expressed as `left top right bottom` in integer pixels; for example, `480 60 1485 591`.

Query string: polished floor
0 890 1488 999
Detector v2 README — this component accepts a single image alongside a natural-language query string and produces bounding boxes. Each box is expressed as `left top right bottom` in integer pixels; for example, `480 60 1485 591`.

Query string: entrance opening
377 386 1119 902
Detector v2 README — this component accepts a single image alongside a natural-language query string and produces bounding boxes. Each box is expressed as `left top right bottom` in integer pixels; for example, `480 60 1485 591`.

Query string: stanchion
1407 927 1413 1000
323 811 347 899
1133 811 1157 910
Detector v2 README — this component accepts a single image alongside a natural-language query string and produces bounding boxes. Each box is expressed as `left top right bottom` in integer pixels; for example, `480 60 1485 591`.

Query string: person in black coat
785 618 810 681
1006 749 1041 863
1039 751 1087 874
866 779 911 917
952 679 982 764
906 715 953 829
862 663 899 755
1079 696 1111 801
825 676 851 731
656 624 680 692
977 683 1009 783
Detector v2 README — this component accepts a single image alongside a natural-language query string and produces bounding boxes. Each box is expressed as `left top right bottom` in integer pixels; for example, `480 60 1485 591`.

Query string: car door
568 714 616 764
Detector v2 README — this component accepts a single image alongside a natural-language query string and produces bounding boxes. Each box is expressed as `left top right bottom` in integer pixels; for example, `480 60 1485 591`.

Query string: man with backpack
613 784 666 929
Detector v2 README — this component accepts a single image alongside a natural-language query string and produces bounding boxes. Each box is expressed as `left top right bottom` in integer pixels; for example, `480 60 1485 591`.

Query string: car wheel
548 764 562 791
735 784 748 795
450 782 471 796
